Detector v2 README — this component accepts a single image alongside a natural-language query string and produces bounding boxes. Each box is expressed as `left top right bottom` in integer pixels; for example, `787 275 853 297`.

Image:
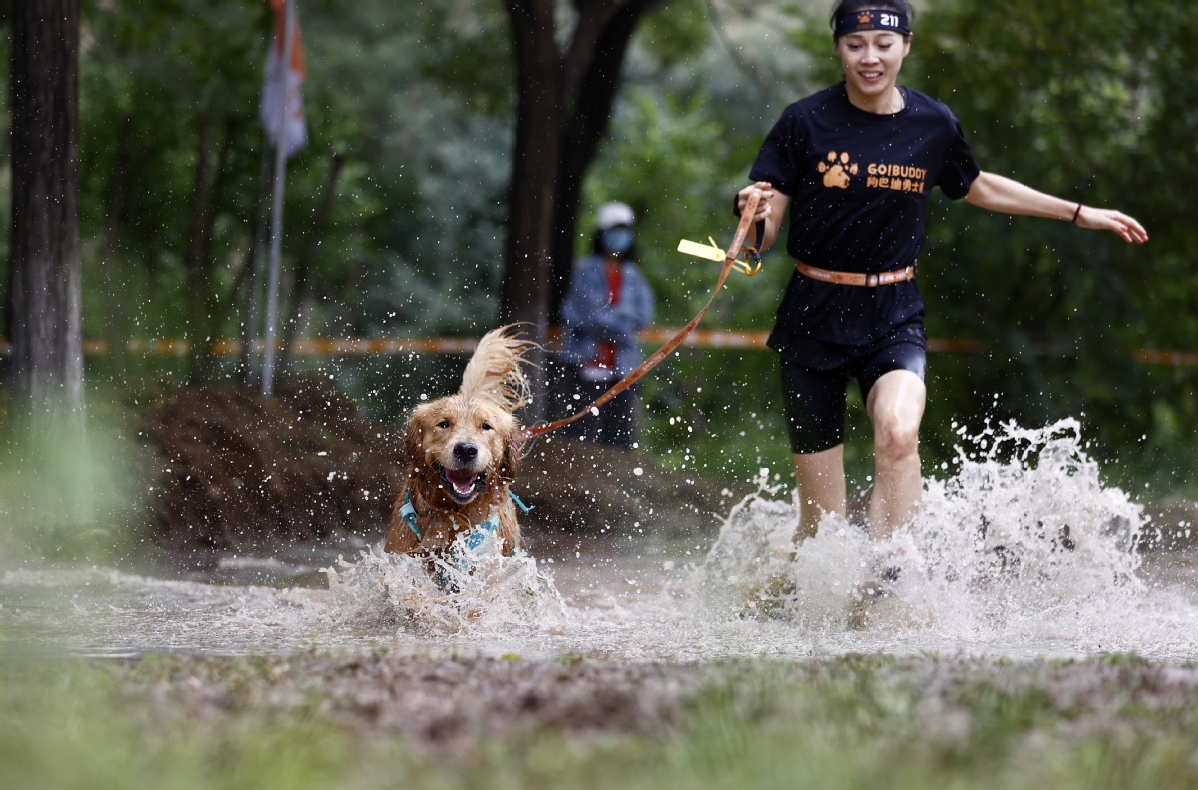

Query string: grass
3 651 1198 789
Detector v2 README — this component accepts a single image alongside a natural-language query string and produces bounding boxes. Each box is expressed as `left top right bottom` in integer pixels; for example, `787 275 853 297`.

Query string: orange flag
259 0 307 158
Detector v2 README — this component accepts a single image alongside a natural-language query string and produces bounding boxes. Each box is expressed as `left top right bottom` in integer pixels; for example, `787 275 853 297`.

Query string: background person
736 0 1148 553
559 202 655 450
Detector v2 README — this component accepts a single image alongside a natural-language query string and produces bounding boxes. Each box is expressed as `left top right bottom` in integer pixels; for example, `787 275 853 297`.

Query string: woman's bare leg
865 370 926 540
793 444 847 542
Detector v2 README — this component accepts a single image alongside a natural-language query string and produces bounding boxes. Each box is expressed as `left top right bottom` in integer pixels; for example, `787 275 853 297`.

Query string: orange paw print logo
818 151 858 189
857 10 873 25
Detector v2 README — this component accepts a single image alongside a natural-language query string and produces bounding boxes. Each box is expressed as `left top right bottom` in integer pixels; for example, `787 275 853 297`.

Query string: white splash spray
321 527 568 637
695 419 1163 653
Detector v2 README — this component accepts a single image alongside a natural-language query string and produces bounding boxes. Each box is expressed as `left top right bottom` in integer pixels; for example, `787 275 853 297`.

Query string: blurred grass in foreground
3 653 1198 790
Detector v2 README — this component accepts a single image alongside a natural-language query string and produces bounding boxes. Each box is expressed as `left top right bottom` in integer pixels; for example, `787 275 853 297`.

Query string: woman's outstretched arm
964 172 1148 244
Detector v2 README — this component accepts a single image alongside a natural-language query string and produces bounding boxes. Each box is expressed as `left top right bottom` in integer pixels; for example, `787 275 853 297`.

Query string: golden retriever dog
384 325 535 558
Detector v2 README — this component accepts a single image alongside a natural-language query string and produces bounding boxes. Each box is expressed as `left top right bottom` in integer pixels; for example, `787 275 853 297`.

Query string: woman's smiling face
836 29 910 104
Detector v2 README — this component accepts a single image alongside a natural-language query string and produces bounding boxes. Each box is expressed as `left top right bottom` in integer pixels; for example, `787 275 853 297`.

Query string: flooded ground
5 542 1198 662
3 419 1198 662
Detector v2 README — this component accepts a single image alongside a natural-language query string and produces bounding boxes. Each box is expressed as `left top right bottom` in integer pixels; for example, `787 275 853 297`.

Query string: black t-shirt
749 83 980 354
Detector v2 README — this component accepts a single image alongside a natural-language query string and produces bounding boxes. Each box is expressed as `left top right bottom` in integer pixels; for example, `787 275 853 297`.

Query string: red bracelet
1071 203 1083 223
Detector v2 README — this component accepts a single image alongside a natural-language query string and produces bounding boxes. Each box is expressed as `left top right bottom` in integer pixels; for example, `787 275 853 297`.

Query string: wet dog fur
385 325 535 557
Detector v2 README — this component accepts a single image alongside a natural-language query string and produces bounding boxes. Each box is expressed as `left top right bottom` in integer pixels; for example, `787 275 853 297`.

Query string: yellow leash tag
676 237 726 262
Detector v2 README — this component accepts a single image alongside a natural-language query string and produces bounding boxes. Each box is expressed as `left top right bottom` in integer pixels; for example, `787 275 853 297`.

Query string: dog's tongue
445 468 478 495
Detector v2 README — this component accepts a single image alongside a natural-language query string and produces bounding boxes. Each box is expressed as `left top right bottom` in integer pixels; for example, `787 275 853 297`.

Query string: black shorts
779 336 926 455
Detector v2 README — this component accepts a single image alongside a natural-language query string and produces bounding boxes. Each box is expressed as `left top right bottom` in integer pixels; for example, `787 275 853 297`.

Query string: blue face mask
599 227 634 257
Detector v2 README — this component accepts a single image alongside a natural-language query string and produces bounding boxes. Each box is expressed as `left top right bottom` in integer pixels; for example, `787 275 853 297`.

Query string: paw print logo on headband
857 10 873 25
818 151 858 189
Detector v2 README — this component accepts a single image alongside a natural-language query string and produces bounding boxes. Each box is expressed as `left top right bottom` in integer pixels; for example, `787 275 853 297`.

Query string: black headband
833 8 911 38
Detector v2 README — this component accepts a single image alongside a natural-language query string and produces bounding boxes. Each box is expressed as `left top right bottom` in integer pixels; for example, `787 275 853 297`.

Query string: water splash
696 419 1156 650
321 527 568 637
695 494 869 626
5 419 1198 660
909 418 1142 619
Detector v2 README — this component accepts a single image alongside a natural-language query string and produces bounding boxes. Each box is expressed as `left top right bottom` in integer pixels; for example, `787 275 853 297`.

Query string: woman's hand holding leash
735 182 776 221
735 181 791 253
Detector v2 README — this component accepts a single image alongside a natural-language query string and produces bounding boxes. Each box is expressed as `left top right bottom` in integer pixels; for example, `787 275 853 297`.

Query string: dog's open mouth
436 463 487 502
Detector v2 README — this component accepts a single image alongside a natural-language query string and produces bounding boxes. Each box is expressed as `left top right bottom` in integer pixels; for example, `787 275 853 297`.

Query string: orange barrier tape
926 338 986 354
123 337 483 356
637 328 770 349
1132 349 1198 367
2 335 1197 366
0 340 111 356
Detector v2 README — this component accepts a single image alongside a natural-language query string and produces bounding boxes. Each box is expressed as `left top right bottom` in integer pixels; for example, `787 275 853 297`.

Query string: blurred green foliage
904 0 1198 494
65 0 511 355
595 0 1198 494
639 0 711 68
0 0 1194 500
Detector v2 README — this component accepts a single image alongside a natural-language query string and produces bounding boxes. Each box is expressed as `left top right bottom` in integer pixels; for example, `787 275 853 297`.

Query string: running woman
736 0 1148 546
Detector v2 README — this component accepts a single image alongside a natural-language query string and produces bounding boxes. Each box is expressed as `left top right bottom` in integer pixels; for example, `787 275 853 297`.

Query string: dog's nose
453 442 479 463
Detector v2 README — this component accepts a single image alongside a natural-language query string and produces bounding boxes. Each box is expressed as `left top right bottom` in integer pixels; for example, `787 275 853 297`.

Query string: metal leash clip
736 243 764 276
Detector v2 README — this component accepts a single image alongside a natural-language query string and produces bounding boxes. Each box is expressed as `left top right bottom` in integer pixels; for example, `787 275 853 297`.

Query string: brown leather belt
796 260 914 287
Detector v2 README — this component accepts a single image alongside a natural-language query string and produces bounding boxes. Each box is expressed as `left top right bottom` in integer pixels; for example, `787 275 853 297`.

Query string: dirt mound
144 379 406 555
520 437 750 539
143 384 750 558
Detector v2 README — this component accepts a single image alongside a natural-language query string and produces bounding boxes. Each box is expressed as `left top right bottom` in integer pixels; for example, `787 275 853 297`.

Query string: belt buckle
866 273 879 287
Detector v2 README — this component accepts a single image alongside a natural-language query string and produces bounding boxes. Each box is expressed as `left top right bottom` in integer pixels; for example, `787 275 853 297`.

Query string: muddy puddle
4 419 1198 662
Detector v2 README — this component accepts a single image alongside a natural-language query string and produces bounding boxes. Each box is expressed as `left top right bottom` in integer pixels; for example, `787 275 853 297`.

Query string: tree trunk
239 147 274 384
7 0 83 412
501 0 560 421
184 120 213 383
99 118 131 266
550 0 653 321
500 0 662 418
185 118 237 384
281 153 344 376
211 241 256 346
200 120 239 271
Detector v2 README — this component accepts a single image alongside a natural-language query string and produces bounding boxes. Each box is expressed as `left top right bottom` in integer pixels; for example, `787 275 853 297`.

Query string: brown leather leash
520 189 765 442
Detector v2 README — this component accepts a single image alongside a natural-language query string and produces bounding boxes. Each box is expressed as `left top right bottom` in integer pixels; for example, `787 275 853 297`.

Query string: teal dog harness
399 489 532 546
397 484 529 570
400 490 532 590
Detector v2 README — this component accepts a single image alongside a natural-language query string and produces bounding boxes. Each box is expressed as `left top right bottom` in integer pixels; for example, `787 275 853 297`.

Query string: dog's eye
481 422 493 431
437 420 451 429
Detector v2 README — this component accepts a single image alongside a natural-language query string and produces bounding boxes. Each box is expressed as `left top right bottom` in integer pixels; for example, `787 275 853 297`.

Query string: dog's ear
403 415 424 472
500 429 524 483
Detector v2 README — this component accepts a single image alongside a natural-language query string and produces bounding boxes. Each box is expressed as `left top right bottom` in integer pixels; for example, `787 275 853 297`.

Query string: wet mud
114 651 1198 752
131 652 703 748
